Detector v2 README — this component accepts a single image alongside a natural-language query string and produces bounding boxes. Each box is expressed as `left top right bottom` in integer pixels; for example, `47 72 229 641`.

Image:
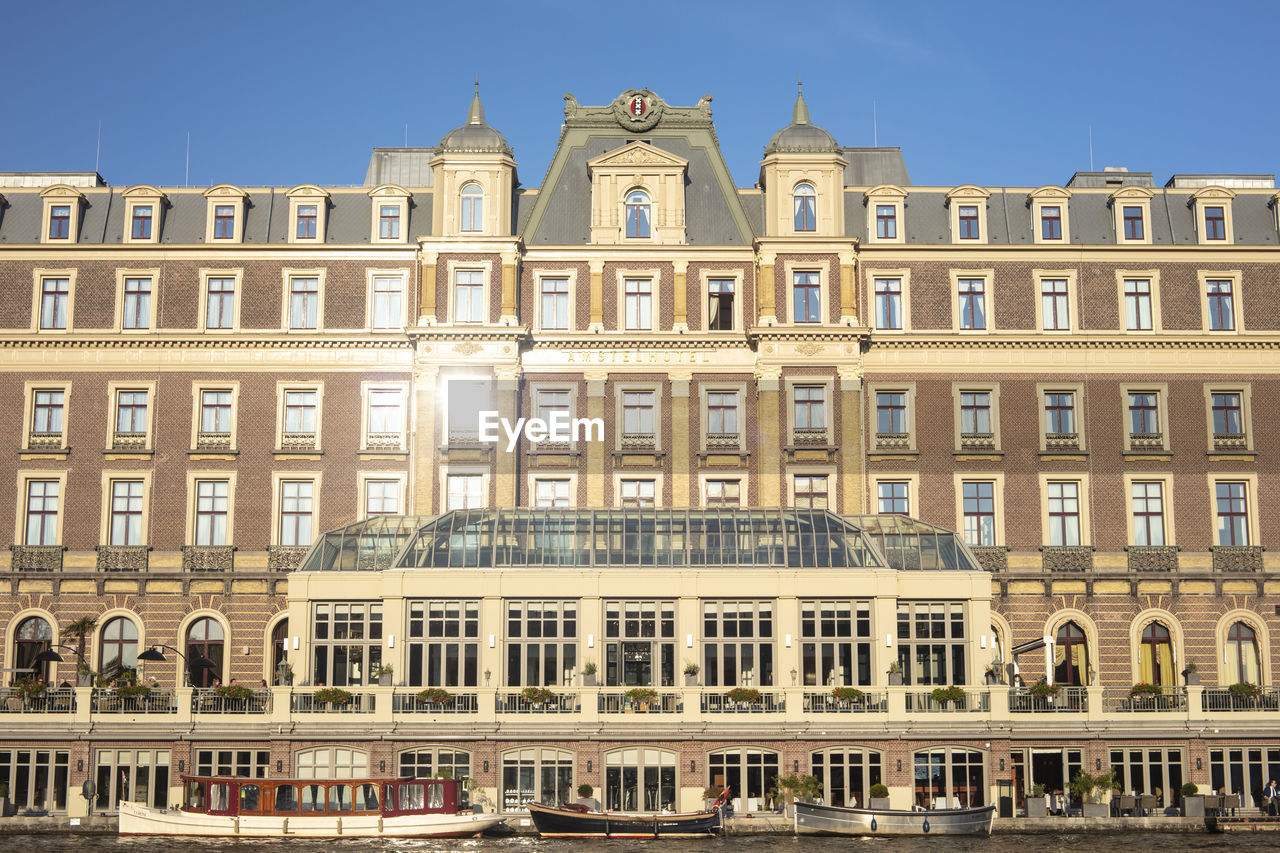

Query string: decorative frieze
1040 546 1095 573
1125 545 1179 573
9 545 64 571
968 546 1008 573
1211 545 1265 572
267 546 309 573
182 545 236 573
95 545 150 572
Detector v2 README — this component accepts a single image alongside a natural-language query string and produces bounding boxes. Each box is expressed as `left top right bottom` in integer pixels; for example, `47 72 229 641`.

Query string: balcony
700 691 785 713
182 545 236 573
280 431 317 451
267 546 309 573
793 427 828 447
1008 686 1088 712
1040 545 1095 572
497 691 581 714
1211 545 1265 572
0 687 76 713
1213 432 1248 452
9 544 65 571
621 433 657 451
959 432 995 451
26 431 62 450
598 691 683 714
905 689 990 712
1125 545 1179 573
192 688 271 714
1202 687 1280 712
968 546 1008 573
705 433 740 451
1128 432 1164 451
447 429 482 448
290 689 376 714
1102 686 1186 712
195 431 232 451
95 545 151 572
1044 432 1079 451
803 691 888 713
92 688 178 714
364 432 403 451
391 691 480 714
874 432 909 450
111 431 147 450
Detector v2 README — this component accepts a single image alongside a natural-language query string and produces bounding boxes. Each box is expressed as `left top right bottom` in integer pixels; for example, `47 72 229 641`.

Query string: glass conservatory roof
298 510 983 574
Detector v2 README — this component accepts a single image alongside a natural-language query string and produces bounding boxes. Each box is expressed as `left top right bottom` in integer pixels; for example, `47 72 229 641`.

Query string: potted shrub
581 661 597 687
770 773 822 816
1027 783 1049 817
624 686 658 710
214 683 253 703
416 687 453 706
1069 769 1115 818
725 686 762 706
931 685 965 708
1181 782 1204 817
831 686 865 707
887 660 903 686
521 686 556 707
1229 681 1260 709
576 783 598 809
1182 661 1200 686
313 687 353 707
373 664 394 686
869 782 891 810
684 661 700 687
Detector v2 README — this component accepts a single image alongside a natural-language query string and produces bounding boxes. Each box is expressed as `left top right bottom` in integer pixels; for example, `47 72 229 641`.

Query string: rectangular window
364 480 400 517
1123 206 1144 240
1212 392 1243 436
539 278 569 330
205 277 235 330
961 482 995 546
794 474 829 509
24 480 60 545
289 277 319 330
960 392 991 436
279 481 314 547
708 279 735 330
1204 206 1226 240
49 205 70 240
446 474 484 511
958 278 985 330
620 479 656 508
121 277 152 330
1128 392 1159 436
534 389 570 428
1041 206 1062 240
195 750 268 779
604 600 675 687
801 600 871 686
379 205 400 239
874 277 901 330
115 390 148 438
406 600 477 688
454 270 484 323
896 602 966 685
958 205 980 240
622 391 655 441
505 601 577 687
200 390 233 435
702 601 774 687
706 391 739 436
877 481 909 515
284 390 317 438
109 480 145 546
313 603 383 688
793 386 826 431
39 278 70 330
1047 482 1081 546
876 205 897 239
875 391 907 434
32 390 64 438
367 389 403 446
1041 279 1070 330
131 206 153 240
1131 482 1165 547
1206 279 1235 330
704 479 741 507
194 480 229 546
624 279 652 330
534 479 571 508
1124 279 1153 331
1044 392 1076 436
1216 482 1250 546
213 205 235 239
793 271 821 323
371 276 403 330
295 205 317 239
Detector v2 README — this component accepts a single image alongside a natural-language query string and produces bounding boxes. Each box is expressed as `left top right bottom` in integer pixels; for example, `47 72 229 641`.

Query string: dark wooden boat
795 800 995 836
525 798 725 838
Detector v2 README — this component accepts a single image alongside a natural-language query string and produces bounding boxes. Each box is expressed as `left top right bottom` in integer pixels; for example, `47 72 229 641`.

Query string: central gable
587 142 689 245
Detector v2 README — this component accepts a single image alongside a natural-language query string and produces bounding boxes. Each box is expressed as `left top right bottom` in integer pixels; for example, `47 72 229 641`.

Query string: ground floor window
1210 747 1280 809
0 750 67 813
708 747 778 808
295 747 368 780
914 748 985 809
810 747 881 808
196 749 269 778
1110 748 1183 809
502 747 573 812
95 749 168 811
1010 748 1082 813
398 748 471 807
605 748 675 812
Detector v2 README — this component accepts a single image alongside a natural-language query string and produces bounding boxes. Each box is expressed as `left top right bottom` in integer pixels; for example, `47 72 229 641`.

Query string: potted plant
1028 783 1049 817
703 785 725 809
1028 679 1060 700
373 663 394 686
683 661 700 687
1129 682 1162 708
576 783 598 808
1182 661 1200 686
831 686 865 707
1181 782 1205 817
1228 681 1260 708
521 685 556 707
930 685 965 708
770 773 823 816
869 782 891 810
61 616 98 686
887 660 903 686
416 687 454 706
725 686 762 706
1069 768 1115 818
14 676 46 704
581 661 597 687
214 683 253 702
313 686 353 707
624 686 658 710
985 658 1004 685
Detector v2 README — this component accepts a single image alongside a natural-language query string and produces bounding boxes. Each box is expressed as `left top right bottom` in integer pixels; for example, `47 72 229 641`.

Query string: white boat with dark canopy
119 775 505 838
794 800 995 836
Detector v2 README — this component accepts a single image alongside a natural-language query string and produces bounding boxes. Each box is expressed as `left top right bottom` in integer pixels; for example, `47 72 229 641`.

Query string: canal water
0 834 1267 852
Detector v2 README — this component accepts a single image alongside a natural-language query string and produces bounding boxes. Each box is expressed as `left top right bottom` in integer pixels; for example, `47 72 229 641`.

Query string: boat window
239 784 260 812
384 783 396 808
187 781 206 810
211 783 231 812
301 784 325 811
274 785 299 812
355 783 379 811
399 783 425 811
329 784 353 811
427 782 445 809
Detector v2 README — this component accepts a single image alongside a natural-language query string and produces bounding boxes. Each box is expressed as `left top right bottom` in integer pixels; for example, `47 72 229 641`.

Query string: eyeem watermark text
478 411 605 452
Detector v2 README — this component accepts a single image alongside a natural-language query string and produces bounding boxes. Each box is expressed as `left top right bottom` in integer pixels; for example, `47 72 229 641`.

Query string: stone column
838 368 863 514
586 373 607 507
412 363 440 514
494 368 521 508
839 248 857 326
499 248 519 326
756 369 782 507
757 253 776 326
589 259 605 333
672 259 689 333
419 248 438 325
670 373 692 507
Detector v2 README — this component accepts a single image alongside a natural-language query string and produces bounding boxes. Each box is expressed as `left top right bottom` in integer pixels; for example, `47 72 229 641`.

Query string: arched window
811 747 882 809
296 746 368 780
793 183 816 232
708 747 778 807
1139 622 1175 686
1225 621 1260 685
460 183 483 233
14 616 53 682
501 747 573 812
271 620 289 685
625 190 651 239
605 747 675 812
100 616 138 679
186 617 225 688
1054 622 1088 685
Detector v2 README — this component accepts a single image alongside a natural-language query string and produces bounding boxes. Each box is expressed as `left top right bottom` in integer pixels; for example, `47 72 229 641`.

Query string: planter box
1182 795 1205 817
685 674 699 687
1027 795 1050 817
378 674 393 686
869 797 891 810
1183 672 1200 685
1083 803 1109 818
583 673 597 687
888 673 903 686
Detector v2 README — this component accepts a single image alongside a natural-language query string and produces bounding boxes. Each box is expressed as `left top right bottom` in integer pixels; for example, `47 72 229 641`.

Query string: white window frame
114 268 160 333
1115 270 1162 333
949 268 993 332
198 269 244 332
368 184 410 245
15 471 69 546
530 476 576 508
1123 472 1175 548
275 382 324 452
1029 186 1071 244
613 267 662 331
442 468 489 512
1038 473 1092 547
122 186 165 245
952 472 1006 547
699 474 747 508
270 472 322 547
106 380 157 452
1111 186 1154 245
873 474 918 516
358 472 407 518
788 467 835 510
31 268 77 333
614 474 663 509
864 185 907 244
615 385 661 451
1198 270 1243 333
1207 473 1260 547
99 471 154 547
700 269 743 332
1034 269 1079 333
286 185 330 244
40 185 84 244
446 260 492 325
190 381 241 452
535 270 577 332
281 269 327 332
366 270 408 331
361 383 409 452
1192 186 1236 245
946 186 991 244
22 380 72 452
203 185 247 244
786 261 827 325
185 471 238 547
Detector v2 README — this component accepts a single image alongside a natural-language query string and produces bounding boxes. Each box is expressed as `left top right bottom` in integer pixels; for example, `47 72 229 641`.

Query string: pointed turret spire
792 77 810 125
467 78 486 126
438 82 512 155
764 78 837 155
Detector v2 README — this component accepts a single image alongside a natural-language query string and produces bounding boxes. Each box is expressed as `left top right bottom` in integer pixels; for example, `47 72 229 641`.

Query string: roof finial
474 76 479 95
467 80 486 126
792 77 810 126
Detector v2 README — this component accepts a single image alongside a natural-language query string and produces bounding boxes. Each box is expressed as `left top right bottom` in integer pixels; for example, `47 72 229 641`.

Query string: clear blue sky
2 0 1277 189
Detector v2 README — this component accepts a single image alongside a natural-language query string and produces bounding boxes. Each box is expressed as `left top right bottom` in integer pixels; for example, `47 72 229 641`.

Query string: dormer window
49 206 70 240
213 206 235 239
794 183 816 232
460 183 483 233
1040 206 1061 240
1110 185 1153 245
1204 206 1226 240
285 185 329 244
1123 206 1144 240
379 205 400 239
625 190 651 238
876 205 897 238
958 206 980 239
296 205 317 240
946 186 992 244
41 185 85 243
1191 186 1236 245
367 184 410 245
131 206 152 240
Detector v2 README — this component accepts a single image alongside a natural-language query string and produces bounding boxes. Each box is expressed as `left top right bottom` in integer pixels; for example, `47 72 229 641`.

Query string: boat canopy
298 509 985 574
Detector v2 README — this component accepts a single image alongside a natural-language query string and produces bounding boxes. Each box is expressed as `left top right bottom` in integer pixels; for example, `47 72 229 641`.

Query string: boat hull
794 801 995 836
118 801 506 838
525 801 723 837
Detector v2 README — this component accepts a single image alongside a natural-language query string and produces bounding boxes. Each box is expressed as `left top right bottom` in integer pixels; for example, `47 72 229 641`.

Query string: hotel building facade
0 87 1278 818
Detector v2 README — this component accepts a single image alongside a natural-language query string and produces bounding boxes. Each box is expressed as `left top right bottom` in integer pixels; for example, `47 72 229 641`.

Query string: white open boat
795 800 995 836
119 775 505 838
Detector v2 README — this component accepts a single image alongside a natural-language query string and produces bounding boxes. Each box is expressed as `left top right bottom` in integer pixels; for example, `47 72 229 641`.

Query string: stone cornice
0 334 413 349
868 333 1280 350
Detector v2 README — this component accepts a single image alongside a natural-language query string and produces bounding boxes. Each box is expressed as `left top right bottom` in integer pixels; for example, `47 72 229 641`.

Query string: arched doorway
186 617 224 687
13 616 53 683
271 620 289 684
1054 622 1088 685
99 617 138 680
1139 622 1175 686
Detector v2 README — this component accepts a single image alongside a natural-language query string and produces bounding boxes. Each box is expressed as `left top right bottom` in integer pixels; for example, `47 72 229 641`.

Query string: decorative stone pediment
588 142 688 245
286 184 331 200
203 184 247 199
588 142 689 172
122 184 166 201
367 183 410 199
1028 185 1071 201
39 184 84 201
